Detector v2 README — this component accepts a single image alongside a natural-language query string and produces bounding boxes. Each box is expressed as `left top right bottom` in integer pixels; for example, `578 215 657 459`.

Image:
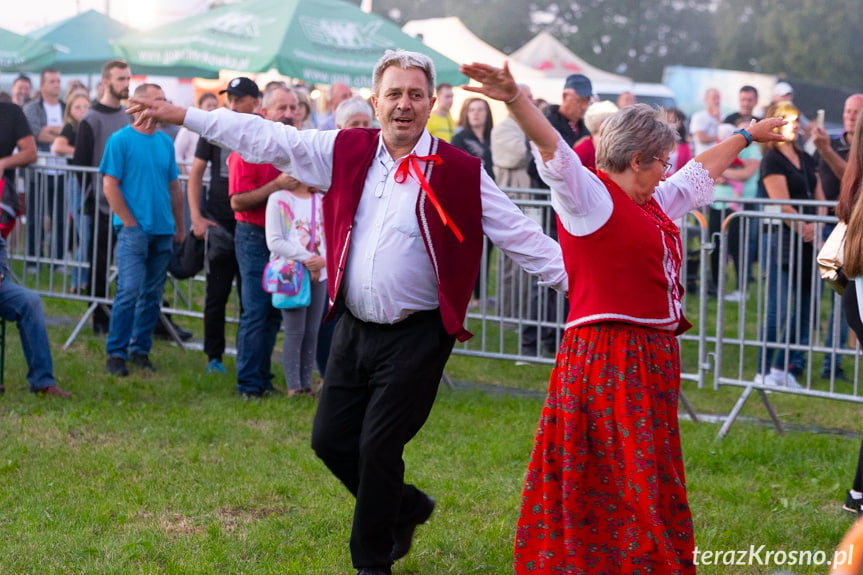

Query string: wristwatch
733 128 753 146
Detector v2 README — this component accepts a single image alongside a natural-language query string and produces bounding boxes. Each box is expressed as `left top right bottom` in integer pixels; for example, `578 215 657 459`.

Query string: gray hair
372 49 436 98
335 96 374 129
584 100 619 134
133 83 162 98
596 103 679 173
262 85 295 109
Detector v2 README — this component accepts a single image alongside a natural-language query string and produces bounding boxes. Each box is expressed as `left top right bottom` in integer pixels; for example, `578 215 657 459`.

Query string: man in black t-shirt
0 102 35 181
724 85 761 126
187 78 261 374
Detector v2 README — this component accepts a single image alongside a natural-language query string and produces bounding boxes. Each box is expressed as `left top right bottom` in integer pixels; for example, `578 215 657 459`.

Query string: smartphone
816 109 825 130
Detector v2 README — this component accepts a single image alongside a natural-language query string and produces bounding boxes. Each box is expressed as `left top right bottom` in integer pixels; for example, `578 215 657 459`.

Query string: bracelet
733 128 753 146
504 89 521 105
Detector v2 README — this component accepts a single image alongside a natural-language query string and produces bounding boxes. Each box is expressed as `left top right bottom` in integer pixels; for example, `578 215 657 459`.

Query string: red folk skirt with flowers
514 322 695 575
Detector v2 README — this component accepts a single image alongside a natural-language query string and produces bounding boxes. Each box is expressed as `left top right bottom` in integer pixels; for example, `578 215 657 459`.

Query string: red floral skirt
514 322 695 575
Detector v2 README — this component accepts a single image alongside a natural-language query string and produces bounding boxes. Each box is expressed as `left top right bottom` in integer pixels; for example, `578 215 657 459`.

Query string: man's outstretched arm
127 98 338 191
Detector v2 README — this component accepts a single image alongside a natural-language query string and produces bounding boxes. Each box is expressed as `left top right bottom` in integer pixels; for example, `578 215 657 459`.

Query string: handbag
262 194 316 309
167 232 205 279
817 221 848 295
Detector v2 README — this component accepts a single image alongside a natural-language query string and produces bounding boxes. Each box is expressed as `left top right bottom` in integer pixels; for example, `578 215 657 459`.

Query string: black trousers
27 174 65 261
203 250 241 362
843 282 863 492
88 210 115 330
311 308 455 569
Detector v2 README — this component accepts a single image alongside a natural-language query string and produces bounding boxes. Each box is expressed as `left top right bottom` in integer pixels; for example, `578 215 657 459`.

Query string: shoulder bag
262 194 315 309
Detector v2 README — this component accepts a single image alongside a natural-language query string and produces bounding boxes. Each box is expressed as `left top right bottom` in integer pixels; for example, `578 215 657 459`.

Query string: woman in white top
265 177 326 396
175 93 218 176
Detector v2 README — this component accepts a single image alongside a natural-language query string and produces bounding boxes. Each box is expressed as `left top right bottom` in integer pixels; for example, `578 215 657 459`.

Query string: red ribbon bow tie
394 153 464 243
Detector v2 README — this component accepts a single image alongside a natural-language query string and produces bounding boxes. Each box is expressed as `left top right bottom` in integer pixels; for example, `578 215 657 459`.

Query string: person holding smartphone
813 94 863 381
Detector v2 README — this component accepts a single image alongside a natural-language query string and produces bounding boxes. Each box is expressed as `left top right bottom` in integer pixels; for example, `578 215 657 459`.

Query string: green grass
0 297 861 574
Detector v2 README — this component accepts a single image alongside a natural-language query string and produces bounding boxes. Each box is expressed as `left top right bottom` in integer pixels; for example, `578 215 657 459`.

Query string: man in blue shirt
100 83 185 376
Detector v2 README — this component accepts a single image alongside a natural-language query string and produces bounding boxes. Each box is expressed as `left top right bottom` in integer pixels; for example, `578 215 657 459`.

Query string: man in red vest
128 49 566 575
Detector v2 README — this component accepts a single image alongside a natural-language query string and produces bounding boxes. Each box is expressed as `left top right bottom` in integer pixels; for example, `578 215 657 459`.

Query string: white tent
402 17 543 79
402 17 557 117
511 31 631 84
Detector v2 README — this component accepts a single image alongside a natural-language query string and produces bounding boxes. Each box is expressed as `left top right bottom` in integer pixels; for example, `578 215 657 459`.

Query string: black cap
564 74 593 98
219 77 261 98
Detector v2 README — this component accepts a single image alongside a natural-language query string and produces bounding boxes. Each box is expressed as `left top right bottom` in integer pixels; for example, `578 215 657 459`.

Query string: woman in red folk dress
461 62 785 575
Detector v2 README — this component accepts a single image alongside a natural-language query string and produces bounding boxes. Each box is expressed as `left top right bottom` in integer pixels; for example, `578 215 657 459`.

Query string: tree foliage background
353 0 863 88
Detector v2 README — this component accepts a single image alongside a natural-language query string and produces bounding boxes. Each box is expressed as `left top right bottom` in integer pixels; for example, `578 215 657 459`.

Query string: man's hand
274 173 301 191
174 228 186 245
191 216 218 239
460 61 519 103
811 125 831 152
127 97 188 130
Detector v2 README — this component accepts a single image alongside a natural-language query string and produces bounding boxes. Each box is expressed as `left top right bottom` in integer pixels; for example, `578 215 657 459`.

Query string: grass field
0 293 861 574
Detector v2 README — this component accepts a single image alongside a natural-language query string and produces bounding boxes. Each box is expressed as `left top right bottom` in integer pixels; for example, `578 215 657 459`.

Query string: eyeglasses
653 156 673 175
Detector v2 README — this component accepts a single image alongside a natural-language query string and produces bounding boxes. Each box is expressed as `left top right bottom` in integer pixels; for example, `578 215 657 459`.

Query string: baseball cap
220 77 261 99
772 81 793 98
564 74 593 98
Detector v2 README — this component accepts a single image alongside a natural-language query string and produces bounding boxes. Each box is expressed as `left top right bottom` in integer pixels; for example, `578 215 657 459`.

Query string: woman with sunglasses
461 61 785 575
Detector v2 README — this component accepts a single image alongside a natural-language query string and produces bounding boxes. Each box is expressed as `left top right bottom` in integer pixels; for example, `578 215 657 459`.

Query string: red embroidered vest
560 169 692 335
325 128 484 341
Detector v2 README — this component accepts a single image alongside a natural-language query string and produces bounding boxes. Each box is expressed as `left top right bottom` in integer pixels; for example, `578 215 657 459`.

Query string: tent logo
299 17 394 52
202 11 276 39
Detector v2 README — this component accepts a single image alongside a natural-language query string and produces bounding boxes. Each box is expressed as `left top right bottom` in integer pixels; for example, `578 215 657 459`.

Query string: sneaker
843 491 863 516
106 356 129 377
207 359 227 374
781 370 802 389
753 373 777 387
130 353 156 372
821 367 849 382
723 290 749 303
240 389 272 401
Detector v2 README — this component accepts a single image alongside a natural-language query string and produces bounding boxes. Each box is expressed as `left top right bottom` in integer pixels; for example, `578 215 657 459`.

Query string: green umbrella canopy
113 0 466 87
30 10 217 78
0 27 55 72
28 10 135 75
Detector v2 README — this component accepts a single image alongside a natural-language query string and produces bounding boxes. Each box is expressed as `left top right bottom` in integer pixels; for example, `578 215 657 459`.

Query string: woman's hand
304 255 325 272
460 61 519 103
745 117 788 144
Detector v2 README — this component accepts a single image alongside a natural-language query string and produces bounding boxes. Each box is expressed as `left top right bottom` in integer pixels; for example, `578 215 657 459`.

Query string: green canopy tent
29 10 219 78
0 27 55 72
113 0 466 86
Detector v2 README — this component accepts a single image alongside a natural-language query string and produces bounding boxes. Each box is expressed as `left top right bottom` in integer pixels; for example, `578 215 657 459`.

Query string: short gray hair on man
584 100 619 134
335 96 374 129
262 84 295 109
595 103 679 173
133 83 162 98
372 49 436 98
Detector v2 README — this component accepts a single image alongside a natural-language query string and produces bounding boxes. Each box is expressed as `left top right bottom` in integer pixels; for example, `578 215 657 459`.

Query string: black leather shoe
130 353 157 372
391 494 435 561
153 319 193 341
106 356 129 377
356 568 391 575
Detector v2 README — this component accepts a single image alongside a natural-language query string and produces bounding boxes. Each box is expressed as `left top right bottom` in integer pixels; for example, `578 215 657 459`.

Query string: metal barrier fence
12 162 860 436
711 198 863 437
